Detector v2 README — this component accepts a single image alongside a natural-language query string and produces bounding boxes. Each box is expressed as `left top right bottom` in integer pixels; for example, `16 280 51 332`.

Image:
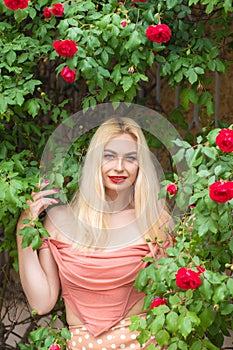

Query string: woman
17 117 173 349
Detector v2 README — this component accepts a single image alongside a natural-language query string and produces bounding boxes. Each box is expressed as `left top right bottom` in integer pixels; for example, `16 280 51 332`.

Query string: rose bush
131 126 233 349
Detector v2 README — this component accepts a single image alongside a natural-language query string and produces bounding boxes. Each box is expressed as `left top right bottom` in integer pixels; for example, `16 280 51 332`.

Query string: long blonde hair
69 117 173 249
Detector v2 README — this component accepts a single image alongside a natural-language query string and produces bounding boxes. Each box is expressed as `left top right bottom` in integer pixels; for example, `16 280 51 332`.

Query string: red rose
166 183 177 195
209 181 233 203
51 3 64 16
216 128 233 152
150 298 167 309
121 20 127 27
4 0 28 10
175 267 202 290
53 40 78 57
43 7 52 18
146 24 171 43
60 66 77 83
49 345 61 350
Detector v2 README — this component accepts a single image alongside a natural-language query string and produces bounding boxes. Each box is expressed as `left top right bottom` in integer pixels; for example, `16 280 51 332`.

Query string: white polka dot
72 341 77 346
111 327 115 330
130 334 137 340
111 344 116 349
82 347 86 350
97 339 103 344
107 334 113 340
88 343 93 348
120 334 126 340
82 326 87 330
101 348 107 350
70 332 74 337
120 327 125 331
75 329 80 334
151 335 155 339
85 334 90 339
78 337 82 343
120 319 125 325
130 344 136 349
120 344 126 349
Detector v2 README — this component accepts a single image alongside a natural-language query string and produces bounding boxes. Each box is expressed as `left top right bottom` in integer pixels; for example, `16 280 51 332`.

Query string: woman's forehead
104 133 138 152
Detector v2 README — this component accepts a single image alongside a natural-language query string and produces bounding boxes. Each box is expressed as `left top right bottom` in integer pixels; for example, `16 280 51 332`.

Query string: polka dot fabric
67 316 155 350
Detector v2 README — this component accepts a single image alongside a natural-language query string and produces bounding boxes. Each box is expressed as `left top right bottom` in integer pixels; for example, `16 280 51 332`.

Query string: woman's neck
105 188 134 213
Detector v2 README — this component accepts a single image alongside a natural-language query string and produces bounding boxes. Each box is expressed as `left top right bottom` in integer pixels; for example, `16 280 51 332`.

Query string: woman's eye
125 156 137 162
104 154 114 160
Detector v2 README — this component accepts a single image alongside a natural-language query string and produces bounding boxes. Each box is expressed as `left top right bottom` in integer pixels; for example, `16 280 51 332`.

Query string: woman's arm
16 183 60 314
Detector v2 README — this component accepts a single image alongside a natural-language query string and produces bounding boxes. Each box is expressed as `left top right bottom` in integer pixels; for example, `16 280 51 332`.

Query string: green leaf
24 99 40 117
199 279 213 301
166 0 179 9
220 303 233 315
190 341 202 350
186 67 198 84
166 311 179 333
213 284 227 304
0 94 8 114
6 50 17 66
202 147 217 160
150 314 165 334
14 9 28 23
61 327 71 339
121 76 134 92
202 340 219 350
156 329 170 346
227 278 233 297
178 316 192 338
0 143 7 159
125 31 142 51
172 148 185 165
207 129 220 146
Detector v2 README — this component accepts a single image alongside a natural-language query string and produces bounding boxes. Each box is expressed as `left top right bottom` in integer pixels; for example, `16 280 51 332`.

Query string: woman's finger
31 188 60 201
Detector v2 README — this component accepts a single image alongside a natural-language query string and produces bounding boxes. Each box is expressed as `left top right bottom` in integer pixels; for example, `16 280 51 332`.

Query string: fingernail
55 199 61 203
54 188 59 192
44 180 50 184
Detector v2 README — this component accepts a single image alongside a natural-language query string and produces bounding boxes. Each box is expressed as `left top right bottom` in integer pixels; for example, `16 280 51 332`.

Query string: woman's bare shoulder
43 205 74 239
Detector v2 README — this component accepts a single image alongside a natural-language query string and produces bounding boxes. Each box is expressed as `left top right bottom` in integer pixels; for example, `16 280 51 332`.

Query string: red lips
108 176 127 184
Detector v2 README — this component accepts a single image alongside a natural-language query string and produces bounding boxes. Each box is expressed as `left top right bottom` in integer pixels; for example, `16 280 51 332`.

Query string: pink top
40 238 153 336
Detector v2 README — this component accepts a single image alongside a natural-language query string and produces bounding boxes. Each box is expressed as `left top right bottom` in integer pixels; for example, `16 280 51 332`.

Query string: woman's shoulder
43 205 74 240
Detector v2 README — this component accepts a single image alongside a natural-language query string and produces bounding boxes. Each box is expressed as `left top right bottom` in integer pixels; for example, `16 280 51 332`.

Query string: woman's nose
115 157 124 171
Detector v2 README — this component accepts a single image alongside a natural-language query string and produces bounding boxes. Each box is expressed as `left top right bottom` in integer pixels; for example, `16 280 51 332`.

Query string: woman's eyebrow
125 151 137 155
104 149 137 155
103 149 117 154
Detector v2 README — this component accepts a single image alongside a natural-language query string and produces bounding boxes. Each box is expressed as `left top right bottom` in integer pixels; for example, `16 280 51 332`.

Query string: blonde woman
17 117 173 350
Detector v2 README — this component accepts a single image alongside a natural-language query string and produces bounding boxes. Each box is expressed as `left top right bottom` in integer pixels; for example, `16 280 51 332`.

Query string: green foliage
0 0 232 112
132 126 233 349
18 314 71 350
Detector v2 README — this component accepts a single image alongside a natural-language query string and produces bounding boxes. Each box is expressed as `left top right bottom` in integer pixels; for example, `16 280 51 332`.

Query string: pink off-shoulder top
39 238 153 336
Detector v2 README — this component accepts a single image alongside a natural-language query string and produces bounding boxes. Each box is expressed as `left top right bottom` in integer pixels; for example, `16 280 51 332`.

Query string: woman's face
101 133 139 198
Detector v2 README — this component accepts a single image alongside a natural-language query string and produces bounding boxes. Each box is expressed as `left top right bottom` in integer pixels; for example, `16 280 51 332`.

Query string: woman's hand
18 180 60 228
